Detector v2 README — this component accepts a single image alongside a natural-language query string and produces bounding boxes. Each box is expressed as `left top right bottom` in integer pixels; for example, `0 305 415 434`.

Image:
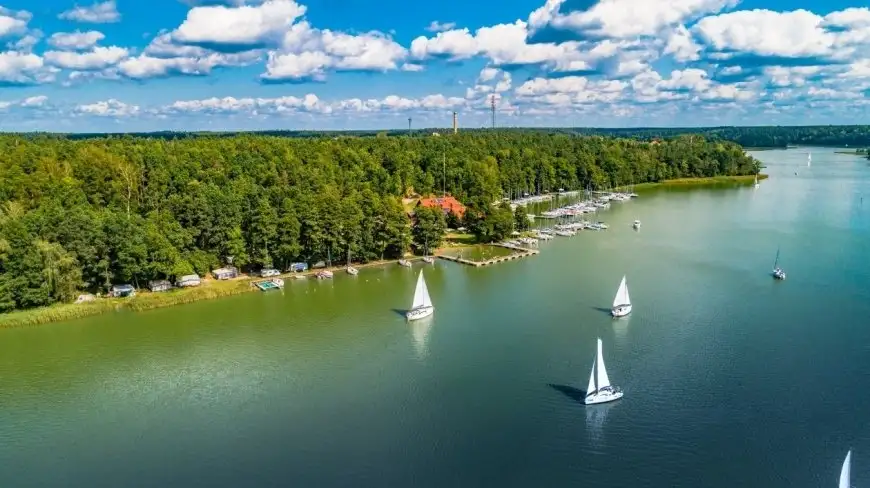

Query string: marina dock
438 244 539 267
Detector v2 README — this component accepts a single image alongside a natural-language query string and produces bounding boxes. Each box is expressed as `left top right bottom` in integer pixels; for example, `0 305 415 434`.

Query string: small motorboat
316 270 334 279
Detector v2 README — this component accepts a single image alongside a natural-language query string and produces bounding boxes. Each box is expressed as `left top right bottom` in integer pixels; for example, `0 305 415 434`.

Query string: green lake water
2 147 869 487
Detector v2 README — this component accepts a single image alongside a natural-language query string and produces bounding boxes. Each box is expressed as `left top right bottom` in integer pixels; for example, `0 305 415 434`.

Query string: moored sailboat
611 275 632 317
346 248 358 275
584 338 623 405
406 270 434 321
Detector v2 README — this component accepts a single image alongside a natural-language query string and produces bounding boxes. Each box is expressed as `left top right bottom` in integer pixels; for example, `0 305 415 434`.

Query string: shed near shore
212 267 238 280
148 280 172 292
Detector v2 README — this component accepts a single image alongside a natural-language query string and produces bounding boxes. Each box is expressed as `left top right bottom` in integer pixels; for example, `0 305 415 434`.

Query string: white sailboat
754 174 760 189
839 450 851 488
346 248 358 275
772 247 786 280
808 152 812 167
611 275 632 317
406 270 434 321
584 338 623 405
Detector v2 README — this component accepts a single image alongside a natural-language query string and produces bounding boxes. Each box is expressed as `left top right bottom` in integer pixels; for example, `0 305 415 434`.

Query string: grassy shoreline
0 257 419 329
619 174 767 192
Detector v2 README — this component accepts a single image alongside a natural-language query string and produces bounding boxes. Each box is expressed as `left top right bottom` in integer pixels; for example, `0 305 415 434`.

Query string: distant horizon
2 124 869 137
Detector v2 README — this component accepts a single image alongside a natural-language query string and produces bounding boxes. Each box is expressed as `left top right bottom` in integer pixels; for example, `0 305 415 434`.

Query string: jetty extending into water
438 244 539 267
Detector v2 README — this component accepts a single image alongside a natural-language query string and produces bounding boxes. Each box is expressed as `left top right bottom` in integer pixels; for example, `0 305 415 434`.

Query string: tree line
39 125 870 149
0 133 760 313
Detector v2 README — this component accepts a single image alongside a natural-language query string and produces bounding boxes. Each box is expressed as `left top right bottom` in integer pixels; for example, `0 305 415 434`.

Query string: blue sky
1 0 869 132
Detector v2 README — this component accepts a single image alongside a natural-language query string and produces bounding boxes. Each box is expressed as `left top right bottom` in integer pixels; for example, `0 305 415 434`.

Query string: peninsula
0 132 760 327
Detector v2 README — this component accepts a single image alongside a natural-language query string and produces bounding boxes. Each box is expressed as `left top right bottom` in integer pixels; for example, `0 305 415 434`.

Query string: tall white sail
839 450 851 488
808 153 812 167
411 271 432 309
595 338 611 389
586 357 597 394
613 276 630 307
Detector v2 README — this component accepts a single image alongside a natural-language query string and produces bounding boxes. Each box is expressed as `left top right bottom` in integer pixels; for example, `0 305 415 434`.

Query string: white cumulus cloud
59 1 121 23
77 99 139 116
48 30 105 50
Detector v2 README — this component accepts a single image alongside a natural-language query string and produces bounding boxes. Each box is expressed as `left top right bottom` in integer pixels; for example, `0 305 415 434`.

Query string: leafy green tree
514 206 529 232
446 210 462 229
412 206 446 255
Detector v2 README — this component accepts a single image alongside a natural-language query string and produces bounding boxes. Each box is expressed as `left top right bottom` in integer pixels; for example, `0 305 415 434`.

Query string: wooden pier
437 244 539 267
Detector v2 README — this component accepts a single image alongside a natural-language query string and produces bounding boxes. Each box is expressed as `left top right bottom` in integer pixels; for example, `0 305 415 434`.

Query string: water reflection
409 315 434 360
585 401 618 447
612 314 631 342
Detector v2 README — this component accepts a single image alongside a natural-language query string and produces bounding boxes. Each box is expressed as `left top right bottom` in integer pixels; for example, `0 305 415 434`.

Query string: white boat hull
611 304 632 317
584 389 624 405
407 306 434 321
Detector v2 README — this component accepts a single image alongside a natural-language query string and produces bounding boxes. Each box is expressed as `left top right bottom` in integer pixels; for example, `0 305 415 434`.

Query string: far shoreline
0 174 766 330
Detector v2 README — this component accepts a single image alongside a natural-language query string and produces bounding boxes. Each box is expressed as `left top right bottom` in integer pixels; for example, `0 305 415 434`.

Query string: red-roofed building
417 195 466 218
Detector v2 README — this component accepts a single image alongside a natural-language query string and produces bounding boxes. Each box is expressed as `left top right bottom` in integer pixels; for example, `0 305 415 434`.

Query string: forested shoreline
0 133 759 313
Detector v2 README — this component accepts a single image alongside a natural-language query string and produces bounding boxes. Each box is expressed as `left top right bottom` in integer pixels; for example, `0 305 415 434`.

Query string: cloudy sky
1 0 869 132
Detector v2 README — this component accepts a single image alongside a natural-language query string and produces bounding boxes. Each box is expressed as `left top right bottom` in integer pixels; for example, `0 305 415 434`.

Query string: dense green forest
27 124 870 149
0 133 759 313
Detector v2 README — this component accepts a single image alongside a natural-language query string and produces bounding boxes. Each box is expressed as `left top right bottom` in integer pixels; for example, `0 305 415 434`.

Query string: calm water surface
2 147 869 487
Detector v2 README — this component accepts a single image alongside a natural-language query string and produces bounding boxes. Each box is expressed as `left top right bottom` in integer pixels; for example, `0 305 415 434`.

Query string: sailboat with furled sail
611 275 632 317
584 338 623 405
839 450 851 488
772 247 786 280
406 270 434 321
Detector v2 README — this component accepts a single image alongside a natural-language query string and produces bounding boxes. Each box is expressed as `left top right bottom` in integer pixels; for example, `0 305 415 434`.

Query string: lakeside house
176 274 201 287
212 267 239 280
110 284 136 298
417 195 466 218
148 280 172 292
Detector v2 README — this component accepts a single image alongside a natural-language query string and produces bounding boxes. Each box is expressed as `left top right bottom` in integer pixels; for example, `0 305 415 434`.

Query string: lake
1 147 869 487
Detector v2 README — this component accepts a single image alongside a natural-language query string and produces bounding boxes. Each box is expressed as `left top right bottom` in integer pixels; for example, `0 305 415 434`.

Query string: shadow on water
391 308 408 317
548 383 587 403
591 306 612 315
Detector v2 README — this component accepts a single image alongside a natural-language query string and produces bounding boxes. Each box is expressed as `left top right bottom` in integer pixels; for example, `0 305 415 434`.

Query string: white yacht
839 450 851 488
633 220 641 229
611 275 632 317
406 271 434 321
584 338 623 405
772 247 786 280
